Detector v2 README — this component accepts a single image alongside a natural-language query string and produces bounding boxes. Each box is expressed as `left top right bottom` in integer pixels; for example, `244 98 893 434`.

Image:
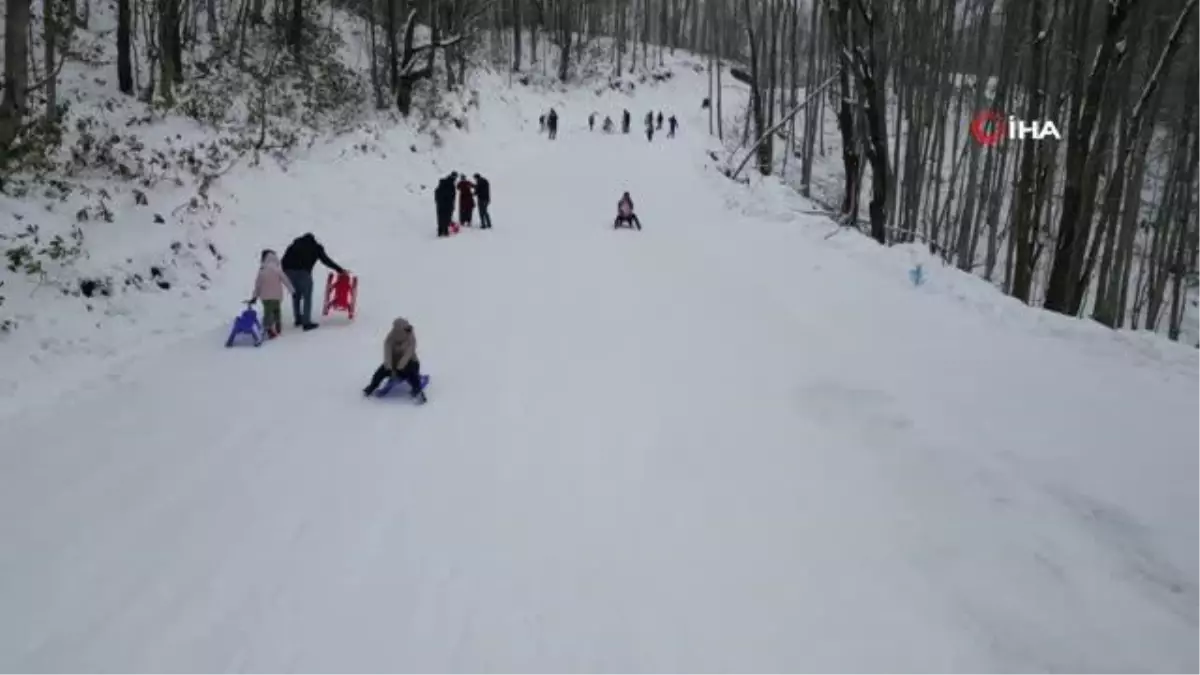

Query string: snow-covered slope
0 62 1196 672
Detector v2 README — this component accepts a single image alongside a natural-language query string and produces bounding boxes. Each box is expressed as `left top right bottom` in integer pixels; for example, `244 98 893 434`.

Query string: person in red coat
456 176 476 227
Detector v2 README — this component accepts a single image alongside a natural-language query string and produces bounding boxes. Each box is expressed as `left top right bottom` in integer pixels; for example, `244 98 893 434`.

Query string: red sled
449 222 460 235
323 272 358 320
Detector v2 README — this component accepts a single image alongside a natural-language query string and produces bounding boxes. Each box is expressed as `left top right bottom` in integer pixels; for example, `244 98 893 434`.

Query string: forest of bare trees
2 0 1197 338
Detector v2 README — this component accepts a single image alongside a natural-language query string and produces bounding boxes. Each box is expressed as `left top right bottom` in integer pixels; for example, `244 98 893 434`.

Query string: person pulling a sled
280 233 347 331
362 317 427 404
615 192 642 230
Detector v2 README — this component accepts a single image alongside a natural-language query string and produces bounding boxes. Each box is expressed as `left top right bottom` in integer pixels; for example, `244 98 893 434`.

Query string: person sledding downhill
362 317 427 404
249 248 294 339
457 174 476 227
614 192 642 230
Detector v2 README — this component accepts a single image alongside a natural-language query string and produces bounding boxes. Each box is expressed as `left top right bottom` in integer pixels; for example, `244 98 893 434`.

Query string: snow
0 57 1198 672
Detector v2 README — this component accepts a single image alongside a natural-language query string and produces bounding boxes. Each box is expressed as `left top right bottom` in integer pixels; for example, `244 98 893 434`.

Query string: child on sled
362 317 427 403
614 192 642 230
250 248 294 338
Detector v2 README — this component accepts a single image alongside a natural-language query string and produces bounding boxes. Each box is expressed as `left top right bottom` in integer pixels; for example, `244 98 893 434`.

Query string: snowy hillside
1 43 1198 672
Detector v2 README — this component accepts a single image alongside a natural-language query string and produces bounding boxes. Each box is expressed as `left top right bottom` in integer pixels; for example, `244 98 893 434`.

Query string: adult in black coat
280 233 347 330
473 173 492 229
435 172 458 237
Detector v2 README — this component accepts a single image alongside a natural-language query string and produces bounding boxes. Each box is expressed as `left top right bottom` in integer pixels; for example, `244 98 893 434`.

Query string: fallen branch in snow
729 74 838 181
170 153 244 216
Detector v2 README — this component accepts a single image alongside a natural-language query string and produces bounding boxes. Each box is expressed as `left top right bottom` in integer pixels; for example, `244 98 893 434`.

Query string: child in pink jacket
250 249 294 338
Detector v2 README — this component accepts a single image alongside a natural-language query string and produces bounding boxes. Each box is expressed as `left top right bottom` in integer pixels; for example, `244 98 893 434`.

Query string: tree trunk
512 0 522 70
1042 0 1135 313
0 0 32 149
44 0 59 121
288 0 303 53
118 0 134 94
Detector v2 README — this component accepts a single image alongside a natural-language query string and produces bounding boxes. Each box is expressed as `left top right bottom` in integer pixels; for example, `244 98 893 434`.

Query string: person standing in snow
621 109 631 134
547 108 559 140
588 113 596 131
645 118 654 142
473 173 492 229
435 172 458 237
249 249 294 339
457 174 476 227
614 192 642 230
656 111 663 129
603 116 614 133
539 114 546 133
668 115 678 137
362 317 427 404
280 233 347 331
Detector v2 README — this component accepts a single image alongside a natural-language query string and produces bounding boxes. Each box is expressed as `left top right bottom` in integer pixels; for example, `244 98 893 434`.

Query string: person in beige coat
362 317 427 403
249 249 294 338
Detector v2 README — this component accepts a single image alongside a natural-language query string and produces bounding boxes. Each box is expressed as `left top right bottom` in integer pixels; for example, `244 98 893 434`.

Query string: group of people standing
589 109 678 141
538 109 560 139
535 108 679 141
434 172 492 237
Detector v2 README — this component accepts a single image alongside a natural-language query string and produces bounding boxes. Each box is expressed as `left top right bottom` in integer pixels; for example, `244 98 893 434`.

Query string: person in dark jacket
547 108 559 140
435 172 458 237
473 173 492 229
621 109 631 134
668 115 678 137
656 111 663 129
588 113 596 131
280 233 346 330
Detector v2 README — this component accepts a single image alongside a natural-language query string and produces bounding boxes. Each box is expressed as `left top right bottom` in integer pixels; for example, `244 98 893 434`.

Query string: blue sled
375 374 430 398
226 307 263 347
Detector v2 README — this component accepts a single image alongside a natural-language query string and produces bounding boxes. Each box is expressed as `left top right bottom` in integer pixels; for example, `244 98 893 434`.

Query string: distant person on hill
614 192 642 230
644 111 653 129
473 173 492 229
668 115 678 137
656 111 663 129
280 233 347 331
539 114 546 133
457 174 476 226
435 171 458 237
645 118 654 142
361 316 427 404
589 113 596 131
249 248 294 339
547 108 559 139
603 116 614 133
622 109 631 134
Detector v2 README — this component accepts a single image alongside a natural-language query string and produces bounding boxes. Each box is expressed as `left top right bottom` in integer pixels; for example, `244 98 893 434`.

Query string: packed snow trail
0 105 1196 672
